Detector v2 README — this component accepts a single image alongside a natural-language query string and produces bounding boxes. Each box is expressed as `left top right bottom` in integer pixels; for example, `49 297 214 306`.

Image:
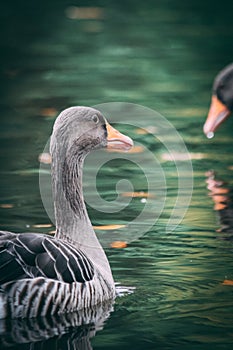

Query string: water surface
1 0 233 349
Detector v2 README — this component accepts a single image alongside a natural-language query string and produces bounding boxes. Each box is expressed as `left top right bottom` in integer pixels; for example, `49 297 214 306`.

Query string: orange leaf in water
110 241 127 249
121 191 154 198
40 108 58 118
0 204 14 208
93 224 126 230
65 6 105 20
135 128 148 135
134 126 158 134
222 280 233 286
38 153 52 164
33 224 53 228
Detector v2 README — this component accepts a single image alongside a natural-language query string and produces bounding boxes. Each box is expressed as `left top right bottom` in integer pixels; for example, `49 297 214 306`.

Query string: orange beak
203 95 230 137
106 122 133 151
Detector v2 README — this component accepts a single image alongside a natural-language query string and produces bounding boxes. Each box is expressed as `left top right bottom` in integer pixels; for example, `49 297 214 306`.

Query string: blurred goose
0 106 133 319
203 63 233 137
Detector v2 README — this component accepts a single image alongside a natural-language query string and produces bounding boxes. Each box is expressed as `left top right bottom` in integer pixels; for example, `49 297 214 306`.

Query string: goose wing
0 231 94 284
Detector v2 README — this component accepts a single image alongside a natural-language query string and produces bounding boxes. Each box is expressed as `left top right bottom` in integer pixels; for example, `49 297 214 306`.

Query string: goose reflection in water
206 170 233 235
0 300 113 349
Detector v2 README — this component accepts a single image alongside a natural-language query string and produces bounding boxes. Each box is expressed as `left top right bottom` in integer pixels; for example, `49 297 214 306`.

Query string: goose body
203 63 233 137
0 107 133 319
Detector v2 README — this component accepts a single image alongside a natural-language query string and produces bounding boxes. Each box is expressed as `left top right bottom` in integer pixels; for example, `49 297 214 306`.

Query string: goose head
203 63 233 138
50 106 133 157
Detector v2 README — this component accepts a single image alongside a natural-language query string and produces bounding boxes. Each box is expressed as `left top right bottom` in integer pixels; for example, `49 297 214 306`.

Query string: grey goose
0 106 133 318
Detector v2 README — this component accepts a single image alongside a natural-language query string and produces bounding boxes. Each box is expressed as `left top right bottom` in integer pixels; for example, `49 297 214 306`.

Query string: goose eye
92 115 99 124
219 83 224 89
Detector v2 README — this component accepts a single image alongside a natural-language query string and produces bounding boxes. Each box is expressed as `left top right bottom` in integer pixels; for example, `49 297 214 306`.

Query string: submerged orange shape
65 6 105 20
93 224 126 230
0 204 14 209
38 153 52 164
121 191 154 198
40 108 58 118
33 224 53 228
222 280 233 286
110 241 127 249
135 128 148 135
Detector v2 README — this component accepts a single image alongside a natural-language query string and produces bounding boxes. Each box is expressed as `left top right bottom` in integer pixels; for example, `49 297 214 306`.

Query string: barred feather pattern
0 298 113 348
2 274 115 319
0 231 115 319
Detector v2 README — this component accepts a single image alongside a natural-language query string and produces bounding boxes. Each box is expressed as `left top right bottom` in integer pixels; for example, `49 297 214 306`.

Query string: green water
1 0 233 348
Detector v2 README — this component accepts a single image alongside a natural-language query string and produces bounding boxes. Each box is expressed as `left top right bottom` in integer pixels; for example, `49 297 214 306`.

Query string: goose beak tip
106 122 134 151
